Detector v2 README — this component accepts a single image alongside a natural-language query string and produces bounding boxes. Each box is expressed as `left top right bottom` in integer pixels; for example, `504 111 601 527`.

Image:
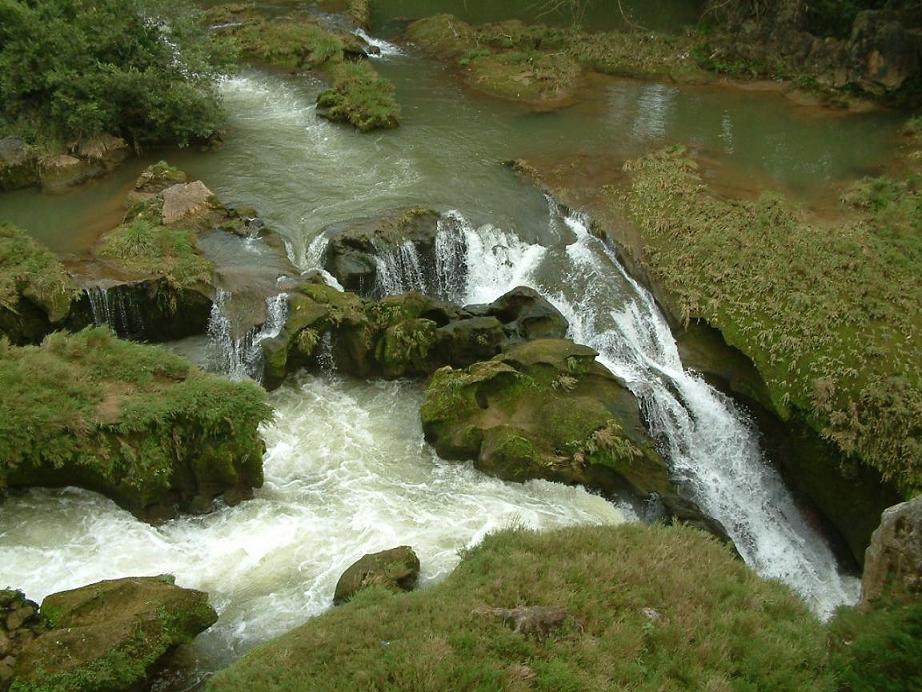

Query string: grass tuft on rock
0 328 271 517
0 223 76 322
208 523 830 691
619 146 921 496
317 62 400 132
97 218 214 289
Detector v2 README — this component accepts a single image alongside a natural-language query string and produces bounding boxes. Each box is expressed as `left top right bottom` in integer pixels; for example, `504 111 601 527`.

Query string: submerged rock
862 496 922 606
333 546 421 605
11 576 216 692
420 338 734 545
0 329 271 522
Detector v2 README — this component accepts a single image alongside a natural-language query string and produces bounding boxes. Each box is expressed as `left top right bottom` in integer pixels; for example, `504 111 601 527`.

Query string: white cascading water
208 290 289 382
84 286 145 339
372 207 859 618
353 28 404 59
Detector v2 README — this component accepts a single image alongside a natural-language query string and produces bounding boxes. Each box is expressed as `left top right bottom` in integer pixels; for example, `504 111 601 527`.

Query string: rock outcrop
322 208 441 296
420 338 734 545
0 329 271 522
261 283 565 388
862 496 922 605
0 591 47 691
9 576 216 692
333 546 421 605
0 134 128 193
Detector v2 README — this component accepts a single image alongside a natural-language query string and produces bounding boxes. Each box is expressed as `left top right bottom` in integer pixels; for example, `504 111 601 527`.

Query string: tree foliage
0 0 233 147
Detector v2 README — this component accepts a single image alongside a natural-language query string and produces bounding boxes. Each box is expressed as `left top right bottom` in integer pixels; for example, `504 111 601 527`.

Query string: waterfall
84 286 145 339
373 238 429 297
208 290 289 382
389 207 859 618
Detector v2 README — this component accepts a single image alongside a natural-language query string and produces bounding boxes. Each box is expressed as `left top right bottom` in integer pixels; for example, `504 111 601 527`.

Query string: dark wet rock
476 286 569 342
11 576 216 692
861 496 922 606
420 338 735 547
334 547 420 605
322 208 441 296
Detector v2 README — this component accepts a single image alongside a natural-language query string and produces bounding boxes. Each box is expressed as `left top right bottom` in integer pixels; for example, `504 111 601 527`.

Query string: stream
0 23 902 681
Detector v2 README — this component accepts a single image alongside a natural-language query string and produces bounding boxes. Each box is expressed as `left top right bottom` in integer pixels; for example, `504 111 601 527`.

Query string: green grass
0 328 270 510
827 600 922 691
209 523 831 691
0 223 76 322
317 61 400 131
97 218 214 289
618 146 921 495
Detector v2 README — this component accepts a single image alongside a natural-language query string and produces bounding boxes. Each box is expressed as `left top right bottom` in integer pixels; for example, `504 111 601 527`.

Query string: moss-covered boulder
0 329 271 521
0 224 80 346
333 546 420 605
207 4 399 131
10 576 216 692
421 338 732 543
322 208 441 296
208 524 829 691
0 137 39 192
861 495 922 606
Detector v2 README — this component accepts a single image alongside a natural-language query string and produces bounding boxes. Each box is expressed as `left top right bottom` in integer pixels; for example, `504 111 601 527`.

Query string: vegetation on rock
208 524 829 691
0 328 271 520
0 0 232 148
10 576 217 692
0 224 78 344
333 546 421 605
615 146 920 497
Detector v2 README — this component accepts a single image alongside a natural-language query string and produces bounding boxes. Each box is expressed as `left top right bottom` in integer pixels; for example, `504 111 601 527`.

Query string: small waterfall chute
208 290 289 382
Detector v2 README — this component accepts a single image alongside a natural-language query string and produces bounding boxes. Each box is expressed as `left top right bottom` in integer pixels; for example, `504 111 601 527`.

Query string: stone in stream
0 137 39 192
334 547 421 605
9 576 216 692
321 207 441 296
420 338 736 548
861 495 922 606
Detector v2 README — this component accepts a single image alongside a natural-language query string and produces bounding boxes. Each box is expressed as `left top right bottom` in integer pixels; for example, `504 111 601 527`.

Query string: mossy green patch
317 61 400 132
618 146 922 495
0 223 76 323
0 329 270 517
209 524 830 691
97 218 214 290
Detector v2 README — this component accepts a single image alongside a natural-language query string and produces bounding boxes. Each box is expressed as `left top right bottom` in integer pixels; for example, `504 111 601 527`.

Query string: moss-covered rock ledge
0 329 271 521
209 524 830 690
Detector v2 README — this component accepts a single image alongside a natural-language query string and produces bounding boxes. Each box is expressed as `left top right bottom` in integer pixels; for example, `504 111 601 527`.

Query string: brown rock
333 546 421 604
861 495 922 605
472 605 569 639
161 181 214 225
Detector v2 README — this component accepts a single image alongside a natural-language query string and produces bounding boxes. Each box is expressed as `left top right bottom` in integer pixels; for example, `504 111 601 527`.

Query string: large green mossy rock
421 338 732 543
333 546 421 605
208 524 829 691
0 224 80 346
11 576 216 692
0 329 271 521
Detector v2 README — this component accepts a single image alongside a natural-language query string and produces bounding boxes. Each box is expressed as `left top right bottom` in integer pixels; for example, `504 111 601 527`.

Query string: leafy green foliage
209 524 831 691
0 0 233 146
827 601 922 691
0 329 270 509
97 218 214 289
620 147 921 494
0 223 76 321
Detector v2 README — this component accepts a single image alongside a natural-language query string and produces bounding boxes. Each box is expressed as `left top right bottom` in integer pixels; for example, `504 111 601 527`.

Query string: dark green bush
0 0 233 147
828 601 922 691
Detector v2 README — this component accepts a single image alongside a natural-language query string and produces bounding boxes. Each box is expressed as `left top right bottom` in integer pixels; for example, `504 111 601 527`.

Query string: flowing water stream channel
0 22 906 683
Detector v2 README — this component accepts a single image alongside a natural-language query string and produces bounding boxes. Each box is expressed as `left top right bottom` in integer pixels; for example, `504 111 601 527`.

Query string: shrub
0 0 233 147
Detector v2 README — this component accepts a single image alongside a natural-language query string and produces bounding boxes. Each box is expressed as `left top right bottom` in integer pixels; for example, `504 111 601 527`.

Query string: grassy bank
615 146 920 496
210 523 830 690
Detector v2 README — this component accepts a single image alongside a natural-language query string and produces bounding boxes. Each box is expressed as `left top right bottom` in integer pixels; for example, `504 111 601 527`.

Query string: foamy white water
0 375 624 667
367 207 859 618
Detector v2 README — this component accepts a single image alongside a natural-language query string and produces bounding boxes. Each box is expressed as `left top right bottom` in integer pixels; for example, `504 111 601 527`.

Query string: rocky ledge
2 576 216 692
